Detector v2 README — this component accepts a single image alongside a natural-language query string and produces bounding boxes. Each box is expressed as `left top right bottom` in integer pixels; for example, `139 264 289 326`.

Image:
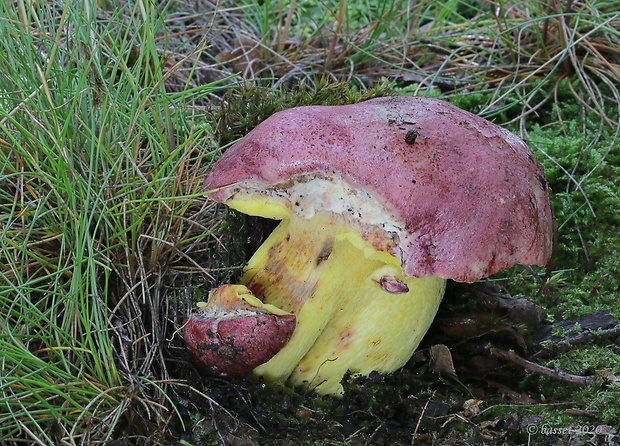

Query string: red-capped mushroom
187 96 553 395
183 284 296 376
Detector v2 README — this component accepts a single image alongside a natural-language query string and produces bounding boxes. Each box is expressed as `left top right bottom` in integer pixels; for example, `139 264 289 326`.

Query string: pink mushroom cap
205 96 553 282
183 312 296 376
183 285 296 376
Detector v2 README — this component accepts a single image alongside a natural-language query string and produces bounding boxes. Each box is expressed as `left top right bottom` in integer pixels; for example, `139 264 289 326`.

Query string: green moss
529 119 620 319
544 345 620 376
213 80 389 147
539 383 620 425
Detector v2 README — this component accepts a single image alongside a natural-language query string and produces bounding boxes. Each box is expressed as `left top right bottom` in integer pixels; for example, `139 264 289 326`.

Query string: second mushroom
184 96 554 395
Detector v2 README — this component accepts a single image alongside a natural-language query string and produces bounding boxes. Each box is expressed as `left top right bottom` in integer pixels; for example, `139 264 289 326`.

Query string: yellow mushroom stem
223 194 446 395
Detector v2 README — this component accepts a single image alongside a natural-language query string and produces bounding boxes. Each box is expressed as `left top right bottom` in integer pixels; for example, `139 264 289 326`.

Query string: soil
165 282 620 446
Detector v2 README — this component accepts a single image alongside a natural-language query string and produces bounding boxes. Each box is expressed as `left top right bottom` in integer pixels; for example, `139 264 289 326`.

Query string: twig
278 0 296 53
325 0 346 69
487 344 595 386
411 393 433 445
532 324 620 360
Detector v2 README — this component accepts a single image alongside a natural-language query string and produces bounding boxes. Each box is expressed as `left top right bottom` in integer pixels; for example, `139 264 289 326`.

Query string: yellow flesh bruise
227 196 446 395
196 284 291 317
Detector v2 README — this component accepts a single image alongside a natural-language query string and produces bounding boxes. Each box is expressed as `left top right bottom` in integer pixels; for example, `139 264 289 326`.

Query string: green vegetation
1 0 619 443
0 0 221 442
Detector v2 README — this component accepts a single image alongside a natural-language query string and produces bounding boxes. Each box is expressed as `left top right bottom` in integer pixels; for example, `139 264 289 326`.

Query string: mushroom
183 284 296 376
185 96 553 395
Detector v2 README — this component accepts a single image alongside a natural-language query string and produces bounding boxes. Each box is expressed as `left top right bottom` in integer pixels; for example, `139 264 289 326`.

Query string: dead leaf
483 379 538 405
435 313 528 353
435 313 500 339
430 344 456 377
461 399 482 418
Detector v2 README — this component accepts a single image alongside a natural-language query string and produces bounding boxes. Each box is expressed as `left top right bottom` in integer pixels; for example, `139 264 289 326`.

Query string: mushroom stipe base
239 210 446 395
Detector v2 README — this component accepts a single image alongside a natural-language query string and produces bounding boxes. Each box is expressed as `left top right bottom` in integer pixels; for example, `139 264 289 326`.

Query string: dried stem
487 344 595 386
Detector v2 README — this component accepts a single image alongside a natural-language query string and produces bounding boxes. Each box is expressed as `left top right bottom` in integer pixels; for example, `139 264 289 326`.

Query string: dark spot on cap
405 129 419 145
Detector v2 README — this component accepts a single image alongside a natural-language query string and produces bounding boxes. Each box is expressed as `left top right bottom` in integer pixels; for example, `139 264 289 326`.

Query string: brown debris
533 310 620 360
474 282 546 328
430 344 457 378
487 344 608 387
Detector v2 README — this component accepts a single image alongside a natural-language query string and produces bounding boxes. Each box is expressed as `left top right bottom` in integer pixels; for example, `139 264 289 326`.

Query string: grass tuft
0 0 225 442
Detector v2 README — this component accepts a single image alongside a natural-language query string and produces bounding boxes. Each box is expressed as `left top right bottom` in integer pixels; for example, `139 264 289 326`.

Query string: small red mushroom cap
183 285 296 376
205 96 553 282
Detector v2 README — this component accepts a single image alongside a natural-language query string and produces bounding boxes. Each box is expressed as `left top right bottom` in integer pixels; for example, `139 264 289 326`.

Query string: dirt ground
166 281 620 446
